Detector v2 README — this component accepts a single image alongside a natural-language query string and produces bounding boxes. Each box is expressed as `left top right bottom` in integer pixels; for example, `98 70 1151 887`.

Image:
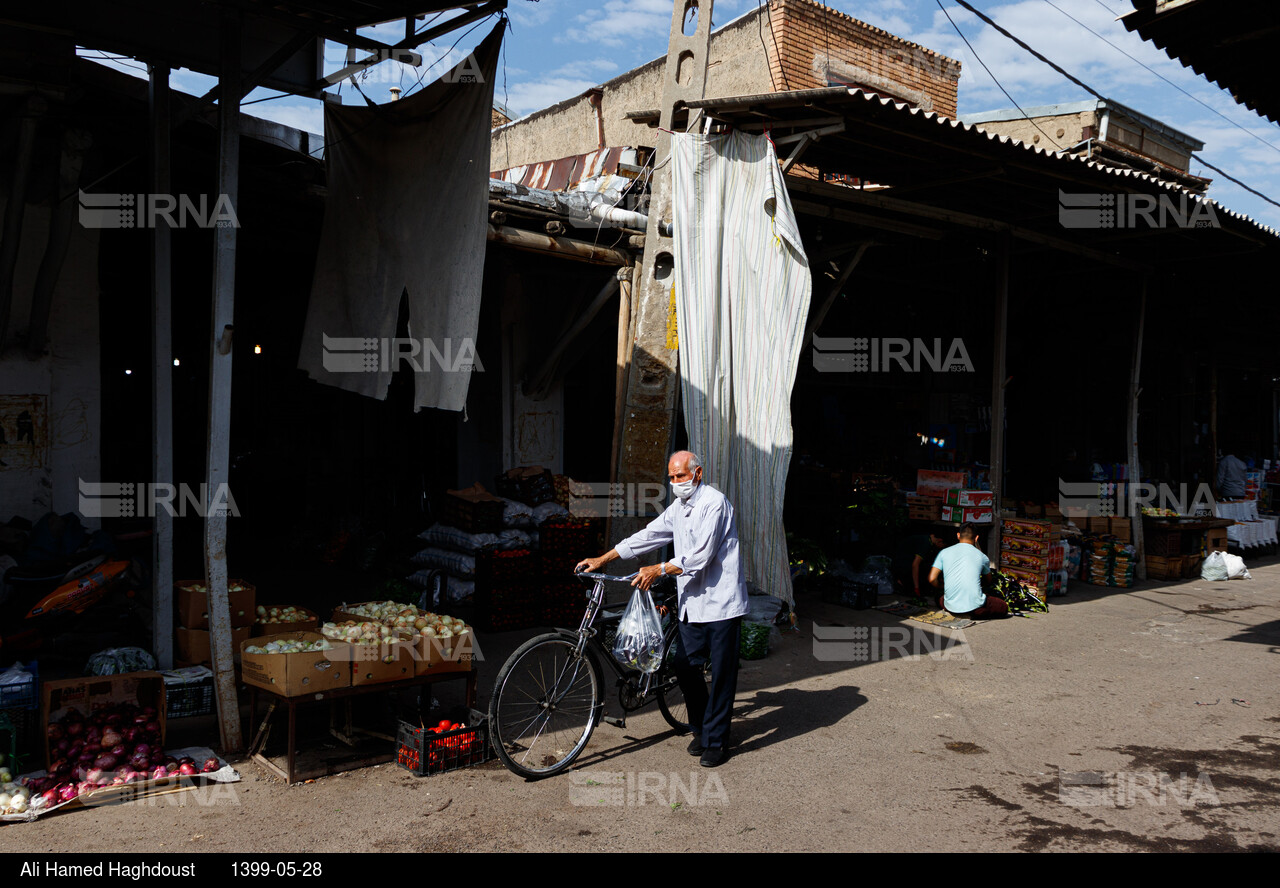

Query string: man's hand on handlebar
631 563 665 591
575 555 608 574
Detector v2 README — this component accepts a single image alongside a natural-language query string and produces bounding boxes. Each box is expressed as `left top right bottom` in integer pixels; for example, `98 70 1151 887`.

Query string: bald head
667 451 703 486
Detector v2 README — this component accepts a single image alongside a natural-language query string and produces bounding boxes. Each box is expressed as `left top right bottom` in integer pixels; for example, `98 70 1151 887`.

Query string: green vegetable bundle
739 621 771 660
990 570 1048 614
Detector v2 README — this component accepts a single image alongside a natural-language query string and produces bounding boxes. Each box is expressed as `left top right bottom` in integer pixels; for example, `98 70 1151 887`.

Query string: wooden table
246 669 478 784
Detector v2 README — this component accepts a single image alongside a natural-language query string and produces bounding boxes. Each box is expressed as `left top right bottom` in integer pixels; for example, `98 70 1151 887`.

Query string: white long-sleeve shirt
614 482 749 623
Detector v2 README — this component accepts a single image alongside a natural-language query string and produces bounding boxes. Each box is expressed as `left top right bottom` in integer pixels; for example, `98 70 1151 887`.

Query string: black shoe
687 737 704 756
700 747 728 768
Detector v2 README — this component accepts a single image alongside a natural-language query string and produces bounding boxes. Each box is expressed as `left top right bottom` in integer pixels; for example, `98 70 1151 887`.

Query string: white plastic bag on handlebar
612 587 665 674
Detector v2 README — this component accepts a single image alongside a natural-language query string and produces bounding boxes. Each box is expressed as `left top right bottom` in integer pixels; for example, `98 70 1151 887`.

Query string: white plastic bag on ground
1201 550 1250 580
1223 552 1252 579
1201 551 1228 580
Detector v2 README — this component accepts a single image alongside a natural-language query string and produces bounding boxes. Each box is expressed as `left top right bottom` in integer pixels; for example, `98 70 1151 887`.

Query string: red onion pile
25 703 219 805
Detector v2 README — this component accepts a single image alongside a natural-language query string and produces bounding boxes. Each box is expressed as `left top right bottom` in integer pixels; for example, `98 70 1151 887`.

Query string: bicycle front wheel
488 634 602 779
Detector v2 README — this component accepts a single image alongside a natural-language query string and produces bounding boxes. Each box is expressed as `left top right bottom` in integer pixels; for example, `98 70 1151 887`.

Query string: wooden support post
988 232 1010 563
150 64 175 669
614 0 715 545
1129 276 1148 579
205 10 244 753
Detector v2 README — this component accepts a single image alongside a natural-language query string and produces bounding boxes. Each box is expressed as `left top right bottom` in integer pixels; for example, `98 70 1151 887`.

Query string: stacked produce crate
1086 539 1138 587
998 518 1062 601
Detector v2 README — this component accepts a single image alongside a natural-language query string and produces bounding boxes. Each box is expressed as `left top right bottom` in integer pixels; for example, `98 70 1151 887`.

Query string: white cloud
502 76 600 117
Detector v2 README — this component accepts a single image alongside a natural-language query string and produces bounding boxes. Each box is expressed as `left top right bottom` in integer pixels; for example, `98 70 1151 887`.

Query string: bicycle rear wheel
488 633 602 779
656 637 711 734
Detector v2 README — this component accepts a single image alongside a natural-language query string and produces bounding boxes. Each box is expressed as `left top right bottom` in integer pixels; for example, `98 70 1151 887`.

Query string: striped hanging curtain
670 131 813 605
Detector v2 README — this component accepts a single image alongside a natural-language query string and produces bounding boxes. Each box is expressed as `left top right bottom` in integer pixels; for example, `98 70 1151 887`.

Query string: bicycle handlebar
574 571 640 583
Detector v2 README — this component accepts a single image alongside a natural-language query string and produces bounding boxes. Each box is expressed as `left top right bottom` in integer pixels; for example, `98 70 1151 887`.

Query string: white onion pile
255 606 312 626
243 639 333 655
336 601 472 640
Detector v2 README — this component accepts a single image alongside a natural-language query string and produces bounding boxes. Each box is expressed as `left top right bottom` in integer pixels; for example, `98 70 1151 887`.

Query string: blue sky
84 0 1280 230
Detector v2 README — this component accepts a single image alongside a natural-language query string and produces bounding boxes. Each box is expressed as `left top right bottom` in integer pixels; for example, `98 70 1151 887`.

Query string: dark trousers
672 615 741 749
937 594 1009 619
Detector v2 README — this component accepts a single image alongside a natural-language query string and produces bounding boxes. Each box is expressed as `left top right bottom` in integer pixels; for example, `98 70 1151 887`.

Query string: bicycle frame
569 572 680 714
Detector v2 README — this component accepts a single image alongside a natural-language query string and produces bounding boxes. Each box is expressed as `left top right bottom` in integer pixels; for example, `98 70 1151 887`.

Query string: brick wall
767 0 960 117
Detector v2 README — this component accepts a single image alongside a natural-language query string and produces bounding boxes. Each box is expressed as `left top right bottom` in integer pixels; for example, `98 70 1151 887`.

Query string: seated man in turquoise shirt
928 523 1009 619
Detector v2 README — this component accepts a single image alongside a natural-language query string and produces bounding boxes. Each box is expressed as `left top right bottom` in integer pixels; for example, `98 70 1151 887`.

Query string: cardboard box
1001 518 1060 540
944 489 994 508
342 640 417 686
1087 517 1111 534
176 580 256 629
1000 550 1049 571
940 505 993 524
42 672 166 768
413 633 477 676
1001 535 1053 556
1109 518 1132 541
252 606 320 636
916 470 966 499
239 631 350 695
176 626 251 666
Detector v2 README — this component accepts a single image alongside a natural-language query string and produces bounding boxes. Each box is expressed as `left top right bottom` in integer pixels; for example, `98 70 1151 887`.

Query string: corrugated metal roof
1121 0 1280 125
627 86 1279 249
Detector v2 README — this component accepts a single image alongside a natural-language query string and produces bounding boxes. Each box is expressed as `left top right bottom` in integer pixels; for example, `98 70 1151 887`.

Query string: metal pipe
487 224 630 266
590 203 649 230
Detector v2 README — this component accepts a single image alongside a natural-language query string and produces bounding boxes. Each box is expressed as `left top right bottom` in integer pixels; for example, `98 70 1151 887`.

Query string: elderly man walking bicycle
576 450 747 767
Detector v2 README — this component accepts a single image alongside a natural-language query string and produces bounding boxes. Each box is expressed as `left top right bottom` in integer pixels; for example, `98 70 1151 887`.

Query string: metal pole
1128 276 1147 579
206 10 244 752
150 64 175 669
988 231 1009 562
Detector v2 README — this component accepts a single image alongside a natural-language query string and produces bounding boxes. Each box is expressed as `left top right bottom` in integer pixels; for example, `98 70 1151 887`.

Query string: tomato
436 719 453 730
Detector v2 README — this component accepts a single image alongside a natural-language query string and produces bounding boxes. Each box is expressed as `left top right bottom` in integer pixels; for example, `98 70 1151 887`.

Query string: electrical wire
1040 0 1280 159
935 1 1066 150
945 0 1280 212
1192 155 1280 211
758 0 790 91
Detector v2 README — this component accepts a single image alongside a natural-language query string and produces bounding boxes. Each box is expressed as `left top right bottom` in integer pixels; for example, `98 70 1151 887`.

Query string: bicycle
488 571 709 780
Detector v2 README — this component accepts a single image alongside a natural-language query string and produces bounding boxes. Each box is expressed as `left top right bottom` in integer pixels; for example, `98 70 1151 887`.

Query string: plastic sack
84 647 157 676
612 587 664 674
746 593 782 625
860 556 895 596
1203 550 1251 580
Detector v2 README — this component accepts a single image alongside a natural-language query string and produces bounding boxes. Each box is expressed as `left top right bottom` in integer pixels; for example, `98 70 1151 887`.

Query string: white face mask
671 479 697 502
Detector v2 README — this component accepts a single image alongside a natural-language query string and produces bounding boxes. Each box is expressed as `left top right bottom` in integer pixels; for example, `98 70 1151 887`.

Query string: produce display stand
245 669 477 784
